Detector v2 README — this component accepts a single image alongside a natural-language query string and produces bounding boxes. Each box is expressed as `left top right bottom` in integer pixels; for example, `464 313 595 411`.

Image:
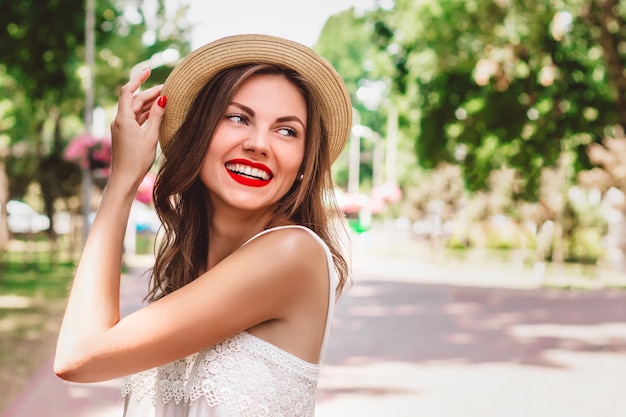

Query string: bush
566 227 605 264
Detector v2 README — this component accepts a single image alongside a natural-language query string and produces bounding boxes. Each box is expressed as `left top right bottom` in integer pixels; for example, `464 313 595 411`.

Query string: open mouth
225 161 273 187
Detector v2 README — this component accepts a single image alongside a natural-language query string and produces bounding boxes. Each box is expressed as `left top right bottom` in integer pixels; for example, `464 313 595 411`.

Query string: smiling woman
54 34 353 417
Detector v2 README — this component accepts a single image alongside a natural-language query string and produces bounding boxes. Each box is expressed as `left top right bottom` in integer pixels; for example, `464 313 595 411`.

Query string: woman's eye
226 114 247 124
278 127 298 137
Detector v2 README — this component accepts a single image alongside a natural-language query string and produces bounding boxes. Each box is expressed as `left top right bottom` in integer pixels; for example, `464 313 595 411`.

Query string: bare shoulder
228 226 330 297
241 226 328 272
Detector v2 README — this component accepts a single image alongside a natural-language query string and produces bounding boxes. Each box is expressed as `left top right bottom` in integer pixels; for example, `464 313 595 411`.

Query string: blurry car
5 200 50 234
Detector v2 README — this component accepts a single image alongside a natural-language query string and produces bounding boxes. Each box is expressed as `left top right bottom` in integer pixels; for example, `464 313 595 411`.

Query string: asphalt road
316 260 626 417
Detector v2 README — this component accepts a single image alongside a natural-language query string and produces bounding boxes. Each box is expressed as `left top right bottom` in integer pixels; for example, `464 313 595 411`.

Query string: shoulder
217 226 329 312
242 226 329 268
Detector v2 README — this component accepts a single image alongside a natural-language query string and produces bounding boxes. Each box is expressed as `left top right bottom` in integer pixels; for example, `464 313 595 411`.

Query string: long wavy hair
146 63 351 302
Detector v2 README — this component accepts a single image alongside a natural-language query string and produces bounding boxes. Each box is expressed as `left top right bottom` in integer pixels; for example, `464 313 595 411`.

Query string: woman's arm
54 226 329 383
54 68 165 377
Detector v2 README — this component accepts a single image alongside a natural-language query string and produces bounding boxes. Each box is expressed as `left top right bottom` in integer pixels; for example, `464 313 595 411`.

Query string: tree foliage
365 0 625 199
0 0 192 242
315 9 394 189
0 0 88 101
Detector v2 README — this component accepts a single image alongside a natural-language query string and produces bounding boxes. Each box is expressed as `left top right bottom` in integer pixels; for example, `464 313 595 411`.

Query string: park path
316 256 626 417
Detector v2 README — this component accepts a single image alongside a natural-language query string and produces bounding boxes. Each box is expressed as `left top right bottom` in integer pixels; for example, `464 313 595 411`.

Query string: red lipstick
225 159 272 187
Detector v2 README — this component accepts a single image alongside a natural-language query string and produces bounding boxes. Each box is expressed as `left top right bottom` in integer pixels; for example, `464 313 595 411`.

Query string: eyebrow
231 101 306 129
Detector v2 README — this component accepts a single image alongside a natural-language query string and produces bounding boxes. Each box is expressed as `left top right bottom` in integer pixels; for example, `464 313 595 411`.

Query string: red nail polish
157 95 167 108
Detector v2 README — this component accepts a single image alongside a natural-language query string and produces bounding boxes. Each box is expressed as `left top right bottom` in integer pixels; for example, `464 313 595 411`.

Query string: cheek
291 143 306 171
284 156 304 182
199 150 220 186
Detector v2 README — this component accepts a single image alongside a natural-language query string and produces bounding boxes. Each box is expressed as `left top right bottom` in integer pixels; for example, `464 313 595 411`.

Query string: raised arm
54 225 329 383
54 68 165 377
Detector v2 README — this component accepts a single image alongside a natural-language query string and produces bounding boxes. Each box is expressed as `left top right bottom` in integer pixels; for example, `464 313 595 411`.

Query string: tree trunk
0 160 10 279
0 160 9 246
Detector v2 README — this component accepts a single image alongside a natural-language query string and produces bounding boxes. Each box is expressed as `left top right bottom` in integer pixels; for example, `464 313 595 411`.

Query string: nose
242 129 270 157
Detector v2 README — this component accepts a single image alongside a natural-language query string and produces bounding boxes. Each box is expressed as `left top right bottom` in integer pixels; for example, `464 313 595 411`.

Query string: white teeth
225 163 271 180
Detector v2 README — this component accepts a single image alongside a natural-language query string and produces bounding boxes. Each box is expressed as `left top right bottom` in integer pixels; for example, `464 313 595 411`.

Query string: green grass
136 233 156 255
0 251 76 410
0 257 75 299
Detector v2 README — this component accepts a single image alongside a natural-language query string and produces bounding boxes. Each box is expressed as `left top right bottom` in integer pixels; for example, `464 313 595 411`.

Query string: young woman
54 34 353 416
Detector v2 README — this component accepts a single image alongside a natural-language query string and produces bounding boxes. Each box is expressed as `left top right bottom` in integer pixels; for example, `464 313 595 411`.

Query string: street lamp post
81 0 95 244
385 103 398 186
373 131 384 189
351 123 383 191
348 131 361 195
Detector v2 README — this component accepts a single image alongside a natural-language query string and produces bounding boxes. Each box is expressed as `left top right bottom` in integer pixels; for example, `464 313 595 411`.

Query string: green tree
0 0 191 245
369 0 623 199
315 8 399 191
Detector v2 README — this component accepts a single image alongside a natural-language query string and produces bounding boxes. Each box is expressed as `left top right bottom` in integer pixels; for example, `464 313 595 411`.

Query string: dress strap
242 225 338 363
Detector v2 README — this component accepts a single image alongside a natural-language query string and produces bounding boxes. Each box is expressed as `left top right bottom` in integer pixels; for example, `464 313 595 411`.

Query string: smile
225 160 273 187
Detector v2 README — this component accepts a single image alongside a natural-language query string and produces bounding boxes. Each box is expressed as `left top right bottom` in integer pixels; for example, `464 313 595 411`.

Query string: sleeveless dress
121 225 338 417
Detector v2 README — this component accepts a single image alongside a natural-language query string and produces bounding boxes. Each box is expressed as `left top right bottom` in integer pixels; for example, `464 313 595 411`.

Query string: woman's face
199 73 307 215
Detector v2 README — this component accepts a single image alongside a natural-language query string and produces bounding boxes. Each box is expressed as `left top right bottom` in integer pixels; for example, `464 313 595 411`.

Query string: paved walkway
2 243 626 416
317 262 626 417
1 259 150 417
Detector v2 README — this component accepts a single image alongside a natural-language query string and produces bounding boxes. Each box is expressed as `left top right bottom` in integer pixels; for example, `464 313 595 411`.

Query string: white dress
121 225 338 417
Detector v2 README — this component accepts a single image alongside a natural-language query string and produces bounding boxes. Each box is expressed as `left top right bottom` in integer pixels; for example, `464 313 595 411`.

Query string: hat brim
159 34 352 163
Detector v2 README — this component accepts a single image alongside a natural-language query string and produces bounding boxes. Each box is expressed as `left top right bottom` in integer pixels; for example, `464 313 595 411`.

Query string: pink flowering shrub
64 133 155 203
135 173 155 204
64 133 112 172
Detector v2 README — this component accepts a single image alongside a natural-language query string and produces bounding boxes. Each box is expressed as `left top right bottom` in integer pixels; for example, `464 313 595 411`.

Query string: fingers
132 84 162 116
142 95 167 140
133 85 164 126
111 66 165 139
118 69 163 116
136 110 151 126
118 68 151 111
114 67 163 130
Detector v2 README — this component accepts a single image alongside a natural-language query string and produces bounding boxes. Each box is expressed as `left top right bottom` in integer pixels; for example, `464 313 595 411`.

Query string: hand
109 68 165 188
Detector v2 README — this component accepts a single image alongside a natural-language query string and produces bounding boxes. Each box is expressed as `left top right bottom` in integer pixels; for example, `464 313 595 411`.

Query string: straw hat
159 34 352 163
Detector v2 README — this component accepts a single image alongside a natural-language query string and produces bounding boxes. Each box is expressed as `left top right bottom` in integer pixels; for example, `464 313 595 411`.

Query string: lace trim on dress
122 332 320 416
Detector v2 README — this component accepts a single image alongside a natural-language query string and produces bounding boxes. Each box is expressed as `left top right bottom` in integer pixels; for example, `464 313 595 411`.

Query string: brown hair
147 63 351 302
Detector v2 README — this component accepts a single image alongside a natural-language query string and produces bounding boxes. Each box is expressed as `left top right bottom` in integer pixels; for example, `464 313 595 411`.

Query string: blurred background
1 0 625 416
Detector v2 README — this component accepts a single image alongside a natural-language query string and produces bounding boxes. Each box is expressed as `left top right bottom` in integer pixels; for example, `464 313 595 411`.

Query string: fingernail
157 95 167 108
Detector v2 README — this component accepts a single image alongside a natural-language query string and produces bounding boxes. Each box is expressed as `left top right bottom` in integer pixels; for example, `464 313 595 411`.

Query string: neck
206 209 271 269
